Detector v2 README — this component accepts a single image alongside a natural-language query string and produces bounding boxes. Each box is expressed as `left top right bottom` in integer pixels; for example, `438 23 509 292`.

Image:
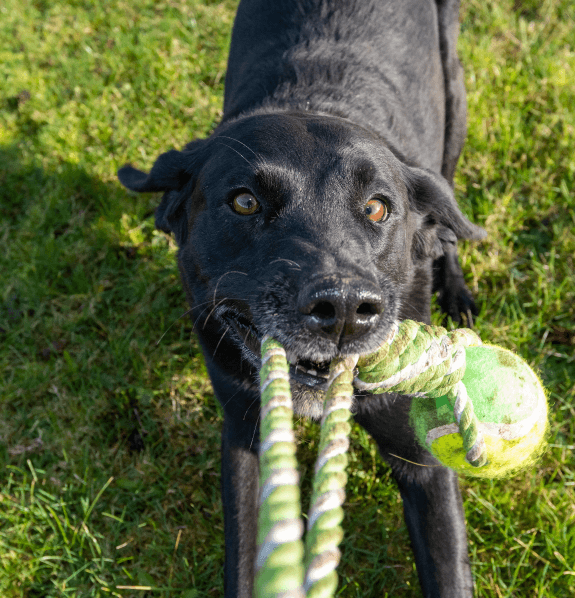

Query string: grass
0 0 573 596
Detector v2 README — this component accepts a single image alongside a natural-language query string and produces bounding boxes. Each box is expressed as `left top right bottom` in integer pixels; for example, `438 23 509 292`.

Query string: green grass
0 0 573 596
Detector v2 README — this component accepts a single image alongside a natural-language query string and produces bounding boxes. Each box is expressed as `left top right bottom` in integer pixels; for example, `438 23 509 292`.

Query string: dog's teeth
289 358 328 378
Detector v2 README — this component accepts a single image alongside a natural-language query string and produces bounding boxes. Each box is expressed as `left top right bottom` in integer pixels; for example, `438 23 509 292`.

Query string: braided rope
257 320 488 598
257 336 305 598
304 354 358 598
353 321 486 466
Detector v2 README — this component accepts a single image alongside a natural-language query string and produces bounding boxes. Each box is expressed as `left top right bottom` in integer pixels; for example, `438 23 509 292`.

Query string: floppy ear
117 149 192 192
405 165 486 241
117 141 207 246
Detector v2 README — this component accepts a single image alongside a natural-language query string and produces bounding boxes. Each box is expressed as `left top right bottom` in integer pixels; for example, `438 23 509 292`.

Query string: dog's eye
364 198 389 222
232 193 260 215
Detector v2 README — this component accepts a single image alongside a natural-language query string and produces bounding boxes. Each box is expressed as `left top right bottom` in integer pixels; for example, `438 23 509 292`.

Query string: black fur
118 1 485 596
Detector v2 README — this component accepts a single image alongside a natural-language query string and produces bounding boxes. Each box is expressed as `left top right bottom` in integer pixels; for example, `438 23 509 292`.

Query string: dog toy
256 321 548 598
257 337 356 598
353 320 548 477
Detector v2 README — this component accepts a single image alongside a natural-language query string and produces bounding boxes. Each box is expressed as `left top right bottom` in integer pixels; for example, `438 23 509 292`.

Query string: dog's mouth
219 308 332 390
288 359 331 389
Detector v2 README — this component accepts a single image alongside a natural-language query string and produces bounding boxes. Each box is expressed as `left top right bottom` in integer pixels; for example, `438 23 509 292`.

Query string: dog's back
224 0 445 172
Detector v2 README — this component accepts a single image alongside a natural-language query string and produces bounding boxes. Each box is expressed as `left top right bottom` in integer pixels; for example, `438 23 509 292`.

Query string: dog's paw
436 280 479 328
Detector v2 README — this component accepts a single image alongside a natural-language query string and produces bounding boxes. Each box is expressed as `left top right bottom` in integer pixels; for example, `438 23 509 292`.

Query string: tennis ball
410 345 548 478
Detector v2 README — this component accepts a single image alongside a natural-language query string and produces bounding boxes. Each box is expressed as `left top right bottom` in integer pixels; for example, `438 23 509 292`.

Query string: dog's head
119 112 484 417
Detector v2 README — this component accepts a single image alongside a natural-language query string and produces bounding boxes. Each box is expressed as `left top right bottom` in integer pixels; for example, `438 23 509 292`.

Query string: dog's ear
117 150 192 193
118 141 207 246
405 166 486 242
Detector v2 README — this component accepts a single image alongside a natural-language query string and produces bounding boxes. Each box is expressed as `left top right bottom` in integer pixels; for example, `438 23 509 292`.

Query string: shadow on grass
0 140 211 459
0 143 223 595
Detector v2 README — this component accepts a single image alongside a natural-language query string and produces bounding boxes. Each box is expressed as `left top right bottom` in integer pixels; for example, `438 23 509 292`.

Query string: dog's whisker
243 393 261 420
203 296 231 329
155 307 195 346
221 385 247 408
211 270 249 308
188 299 229 335
188 303 225 336
155 290 257 342
249 414 260 451
241 325 255 351
270 258 302 270
188 293 257 313
213 326 230 359
190 305 213 335
216 142 253 166
188 293 258 337
399 296 426 319
217 135 259 157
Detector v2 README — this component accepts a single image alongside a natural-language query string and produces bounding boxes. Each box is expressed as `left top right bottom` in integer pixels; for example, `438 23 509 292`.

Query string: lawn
1 0 574 596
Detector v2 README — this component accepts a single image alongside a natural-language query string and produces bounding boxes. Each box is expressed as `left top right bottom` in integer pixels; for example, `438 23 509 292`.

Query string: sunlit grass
1 0 574 596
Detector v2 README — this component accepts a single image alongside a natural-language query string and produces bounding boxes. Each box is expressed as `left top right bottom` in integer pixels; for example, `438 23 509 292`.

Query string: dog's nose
297 276 384 344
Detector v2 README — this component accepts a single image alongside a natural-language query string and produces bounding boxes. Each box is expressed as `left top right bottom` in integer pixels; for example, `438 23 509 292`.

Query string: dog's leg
354 396 473 597
432 226 478 327
205 356 260 598
220 415 259 598
393 466 474 598
433 0 478 325
436 0 467 186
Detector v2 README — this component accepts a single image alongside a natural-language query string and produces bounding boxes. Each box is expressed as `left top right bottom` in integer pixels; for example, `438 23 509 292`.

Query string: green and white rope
257 320 487 598
304 354 358 598
257 336 305 598
353 320 486 466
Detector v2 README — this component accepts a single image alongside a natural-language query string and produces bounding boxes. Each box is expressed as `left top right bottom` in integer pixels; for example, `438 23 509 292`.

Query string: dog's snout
298 277 384 344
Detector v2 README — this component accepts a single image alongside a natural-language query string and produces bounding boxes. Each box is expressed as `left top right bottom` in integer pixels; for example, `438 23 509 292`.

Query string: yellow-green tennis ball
410 345 548 478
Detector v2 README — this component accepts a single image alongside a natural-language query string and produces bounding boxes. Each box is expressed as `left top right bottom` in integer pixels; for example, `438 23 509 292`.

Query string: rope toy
256 321 548 598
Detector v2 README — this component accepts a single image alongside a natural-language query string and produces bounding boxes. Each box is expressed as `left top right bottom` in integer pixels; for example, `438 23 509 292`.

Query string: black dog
118 1 486 595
